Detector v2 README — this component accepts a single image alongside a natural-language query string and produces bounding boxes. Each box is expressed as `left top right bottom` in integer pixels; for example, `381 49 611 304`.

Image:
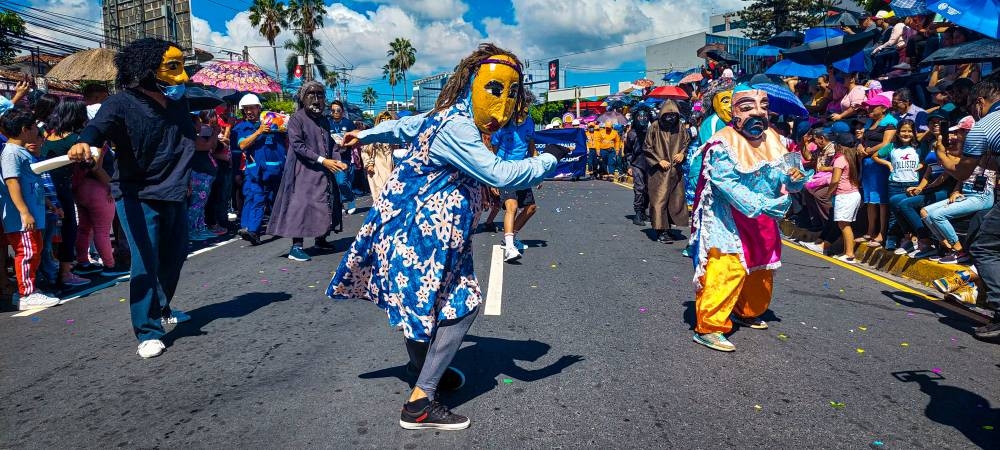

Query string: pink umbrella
192 60 282 94
678 72 704 84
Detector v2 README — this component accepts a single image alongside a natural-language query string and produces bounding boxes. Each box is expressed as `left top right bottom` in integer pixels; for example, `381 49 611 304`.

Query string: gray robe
643 100 690 230
267 109 343 238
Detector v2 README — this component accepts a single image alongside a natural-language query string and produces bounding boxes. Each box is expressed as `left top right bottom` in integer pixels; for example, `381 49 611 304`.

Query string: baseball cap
833 132 857 147
874 10 894 19
949 115 975 131
571 119 581 126
863 94 892 108
238 93 261 109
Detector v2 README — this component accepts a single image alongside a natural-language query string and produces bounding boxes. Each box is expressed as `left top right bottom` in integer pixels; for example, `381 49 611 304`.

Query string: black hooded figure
625 106 652 225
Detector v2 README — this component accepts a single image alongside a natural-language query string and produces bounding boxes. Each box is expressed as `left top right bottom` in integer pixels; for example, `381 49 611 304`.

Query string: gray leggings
404 309 478 401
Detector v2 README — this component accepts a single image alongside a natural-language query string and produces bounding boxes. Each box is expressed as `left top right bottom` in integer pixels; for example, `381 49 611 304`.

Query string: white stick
30 146 101 174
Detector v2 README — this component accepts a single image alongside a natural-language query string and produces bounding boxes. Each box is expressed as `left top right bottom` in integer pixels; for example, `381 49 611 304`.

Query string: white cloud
358 0 469 21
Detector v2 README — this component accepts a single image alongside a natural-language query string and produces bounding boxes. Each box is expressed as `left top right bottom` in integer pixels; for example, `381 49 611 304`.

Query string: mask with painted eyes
731 88 769 142
470 55 522 133
633 109 651 132
713 89 733 123
302 85 326 117
156 46 188 100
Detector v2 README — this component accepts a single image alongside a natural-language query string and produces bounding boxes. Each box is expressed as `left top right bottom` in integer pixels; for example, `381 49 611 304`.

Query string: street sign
548 59 559 90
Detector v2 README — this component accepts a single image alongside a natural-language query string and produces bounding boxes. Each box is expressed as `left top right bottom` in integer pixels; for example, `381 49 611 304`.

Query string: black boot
657 231 674 244
632 212 646 226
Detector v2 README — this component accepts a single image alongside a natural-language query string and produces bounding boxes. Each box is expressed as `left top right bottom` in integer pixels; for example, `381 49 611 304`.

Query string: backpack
256 134 285 184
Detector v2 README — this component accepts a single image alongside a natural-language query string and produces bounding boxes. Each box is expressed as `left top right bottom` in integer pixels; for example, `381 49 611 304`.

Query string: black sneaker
73 263 103 275
399 398 470 430
657 231 674 244
974 314 1000 340
405 364 466 391
632 214 645 226
314 238 337 250
238 228 261 246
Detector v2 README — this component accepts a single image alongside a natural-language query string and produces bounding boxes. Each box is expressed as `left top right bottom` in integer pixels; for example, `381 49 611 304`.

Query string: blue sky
18 0 743 107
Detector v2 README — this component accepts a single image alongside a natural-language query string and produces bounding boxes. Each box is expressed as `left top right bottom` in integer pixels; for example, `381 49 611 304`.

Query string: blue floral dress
327 101 556 341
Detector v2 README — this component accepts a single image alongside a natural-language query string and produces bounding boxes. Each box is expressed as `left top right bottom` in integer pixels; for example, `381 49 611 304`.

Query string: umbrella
596 111 628 126
678 72 704 84
782 29 878 66
820 12 859 28
919 38 1000 66
744 45 783 57
45 48 117 81
633 78 656 88
928 0 1000 39
765 59 827 78
697 43 727 58
705 49 740 64
647 85 689 100
768 31 805 48
184 86 225 111
832 51 867 73
749 83 809 117
661 71 686 83
192 60 282 94
890 0 930 16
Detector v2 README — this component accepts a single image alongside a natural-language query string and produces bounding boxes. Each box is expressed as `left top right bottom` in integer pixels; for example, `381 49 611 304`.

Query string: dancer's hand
671 153 684 164
322 159 347 172
68 143 95 162
658 160 670 170
786 168 805 182
341 130 361 147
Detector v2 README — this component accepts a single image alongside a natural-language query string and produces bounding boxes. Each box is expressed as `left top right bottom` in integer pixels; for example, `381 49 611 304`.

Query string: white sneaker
345 201 357 215
13 292 61 310
136 339 165 359
503 245 521 263
801 242 824 254
162 309 191 325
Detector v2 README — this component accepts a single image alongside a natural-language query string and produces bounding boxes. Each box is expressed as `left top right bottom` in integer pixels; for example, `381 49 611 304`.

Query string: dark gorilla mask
303 85 325 117
659 112 679 130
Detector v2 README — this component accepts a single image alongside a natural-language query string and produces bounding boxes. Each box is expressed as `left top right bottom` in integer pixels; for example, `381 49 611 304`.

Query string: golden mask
157 46 188 86
470 55 521 133
713 89 734 123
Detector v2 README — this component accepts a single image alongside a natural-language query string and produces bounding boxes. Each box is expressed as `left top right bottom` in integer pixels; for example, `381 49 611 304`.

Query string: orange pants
695 248 773 334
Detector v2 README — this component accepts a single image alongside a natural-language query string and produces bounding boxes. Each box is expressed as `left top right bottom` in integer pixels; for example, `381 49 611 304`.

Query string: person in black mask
644 100 691 243
625 106 652 226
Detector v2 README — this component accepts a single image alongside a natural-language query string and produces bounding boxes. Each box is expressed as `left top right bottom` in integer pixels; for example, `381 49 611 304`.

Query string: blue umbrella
750 83 809 117
745 45 783 57
662 71 685 83
890 0 930 16
928 0 1000 39
765 59 826 78
832 51 867 73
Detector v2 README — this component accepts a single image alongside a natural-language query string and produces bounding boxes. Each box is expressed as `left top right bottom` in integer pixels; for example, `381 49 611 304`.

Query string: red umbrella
633 78 655 88
678 72 704 84
647 85 689 100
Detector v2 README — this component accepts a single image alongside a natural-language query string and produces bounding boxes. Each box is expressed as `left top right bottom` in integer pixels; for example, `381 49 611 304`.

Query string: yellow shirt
595 129 622 151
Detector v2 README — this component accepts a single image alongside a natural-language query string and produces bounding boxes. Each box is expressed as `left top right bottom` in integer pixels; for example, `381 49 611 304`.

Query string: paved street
1 180 998 449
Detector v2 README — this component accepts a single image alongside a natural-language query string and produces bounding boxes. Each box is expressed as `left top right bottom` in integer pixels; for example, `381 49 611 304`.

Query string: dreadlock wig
114 38 176 91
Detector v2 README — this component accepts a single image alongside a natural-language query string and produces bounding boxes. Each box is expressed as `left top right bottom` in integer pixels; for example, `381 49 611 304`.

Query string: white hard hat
238 93 261 109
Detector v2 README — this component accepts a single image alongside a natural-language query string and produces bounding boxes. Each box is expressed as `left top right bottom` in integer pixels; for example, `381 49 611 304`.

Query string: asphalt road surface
1 180 998 449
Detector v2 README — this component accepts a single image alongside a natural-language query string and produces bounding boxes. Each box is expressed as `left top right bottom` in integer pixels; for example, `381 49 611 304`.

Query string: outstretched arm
430 120 559 189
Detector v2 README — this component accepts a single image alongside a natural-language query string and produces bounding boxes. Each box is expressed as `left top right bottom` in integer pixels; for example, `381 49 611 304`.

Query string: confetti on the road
856 348 865 354
907 312 915 316
31 317 40 322
839 289 845 293
280 268 289 272
829 401 845 409
261 279 269 283
823 281 830 289
872 440 884 447
641 259 647 262
66 319 75 325
502 378 513 384
550 264 557 268
901 342 909 347
931 368 942 374
307 285 315 288
119 298 126 302
530 285 537 288
984 425 994 430
753 404 762 410
555 208 561 213
777 333 788 340
639 307 647 313
578 252 585 255
858 326 868 331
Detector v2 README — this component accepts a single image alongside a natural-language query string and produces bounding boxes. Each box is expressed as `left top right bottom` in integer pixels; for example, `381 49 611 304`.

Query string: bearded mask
730 87 770 142
156 46 188 101
713 89 733 123
470 55 522 133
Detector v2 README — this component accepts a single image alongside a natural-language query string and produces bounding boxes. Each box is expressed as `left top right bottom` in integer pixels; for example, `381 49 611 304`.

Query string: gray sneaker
693 332 736 352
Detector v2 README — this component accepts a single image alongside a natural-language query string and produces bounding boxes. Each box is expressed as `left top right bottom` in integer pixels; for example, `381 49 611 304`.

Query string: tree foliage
530 100 567 127
387 38 416 101
0 11 26 66
361 86 378 109
737 0 840 42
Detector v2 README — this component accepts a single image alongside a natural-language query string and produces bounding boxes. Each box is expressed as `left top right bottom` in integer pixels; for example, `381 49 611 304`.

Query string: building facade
102 0 194 60
412 72 450 113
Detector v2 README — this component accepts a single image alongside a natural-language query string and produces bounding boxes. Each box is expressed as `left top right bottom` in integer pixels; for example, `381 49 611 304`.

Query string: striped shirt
963 102 1000 157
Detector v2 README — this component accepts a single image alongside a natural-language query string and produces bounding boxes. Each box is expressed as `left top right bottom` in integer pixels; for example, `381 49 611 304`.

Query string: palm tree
361 86 378 111
248 0 287 87
286 0 326 80
382 61 400 106
387 38 416 103
284 34 326 83
324 69 340 99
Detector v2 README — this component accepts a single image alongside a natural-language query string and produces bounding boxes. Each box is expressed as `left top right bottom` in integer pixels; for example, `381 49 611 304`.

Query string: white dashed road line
484 245 504 316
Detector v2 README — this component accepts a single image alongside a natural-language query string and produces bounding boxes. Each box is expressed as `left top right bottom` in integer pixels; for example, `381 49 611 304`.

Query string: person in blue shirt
329 100 358 214
490 97 538 262
232 94 286 246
